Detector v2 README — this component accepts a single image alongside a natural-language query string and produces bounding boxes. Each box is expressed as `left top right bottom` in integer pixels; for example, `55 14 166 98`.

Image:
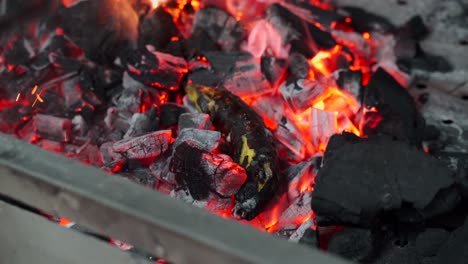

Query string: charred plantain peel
185 84 280 220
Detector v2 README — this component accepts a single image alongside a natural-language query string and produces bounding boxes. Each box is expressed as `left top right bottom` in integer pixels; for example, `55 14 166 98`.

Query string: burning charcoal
310 108 337 149
78 64 121 102
280 79 328 112
275 117 306 161
119 167 155 188
37 139 64 153
187 69 222 87
250 95 285 130
34 114 72 142
289 53 311 79
203 51 252 75
0 105 30 134
139 7 181 51
186 28 219 53
61 76 82 109
327 228 373 262
223 59 273 97
266 4 336 55
339 6 395 33
201 152 247 197
171 141 211 200
113 130 172 160
191 7 245 52
265 4 303 45
124 108 158 138
335 69 362 100
3 37 35 65
287 158 317 201
58 0 138 64
261 56 287 88
288 218 315 243
173 128 221 152
293 1 343 26
363 67 425 146
178 113 213 130
186 84 279 220
100 142 123 164
306 22 337 51
312 133 456 227
415 229 449 258
159 103 187 128
150 152 176 185
72 115 87 136
123 47 187 90
114 86 144 116
171 187 232 213
74 143 103 166
271 191 313 232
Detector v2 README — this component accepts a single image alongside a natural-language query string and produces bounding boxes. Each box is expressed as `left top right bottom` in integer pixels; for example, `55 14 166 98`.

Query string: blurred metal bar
0 133 350 264
0 200 150 264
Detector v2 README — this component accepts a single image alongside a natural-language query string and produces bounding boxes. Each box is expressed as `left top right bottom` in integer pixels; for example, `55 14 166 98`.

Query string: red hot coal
1 0 466 263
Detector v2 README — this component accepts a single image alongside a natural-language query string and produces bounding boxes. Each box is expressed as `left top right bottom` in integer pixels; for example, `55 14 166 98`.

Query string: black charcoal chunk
293 1 344 26
415 229 449 258
159 103 187 128
139 7 181 51
58 0 138 64
191 7 245 52
306 22 337 50
171 141 210 200
396 16 430 42
187 69 222 87
336 69 362 100
363 67 425 146
123 48 187 90
328 228 373 262
203 51 252 76
289 53 311 79
261 56 287 86
186 29 220 53
340 7 395 33
312 133 455 227
266 3 336 56
397 49 453 73
435 218 468 264
4 37 34 65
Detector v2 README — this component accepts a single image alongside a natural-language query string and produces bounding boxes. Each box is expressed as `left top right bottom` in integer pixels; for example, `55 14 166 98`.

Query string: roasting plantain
185 84 280 220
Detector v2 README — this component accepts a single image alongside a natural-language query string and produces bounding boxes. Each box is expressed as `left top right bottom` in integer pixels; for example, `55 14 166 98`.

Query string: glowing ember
0 0 390 245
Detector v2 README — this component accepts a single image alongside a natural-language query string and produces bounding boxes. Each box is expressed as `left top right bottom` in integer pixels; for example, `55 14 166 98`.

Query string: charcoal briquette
363 67 425 146
327 227 373 262
312 133 455 227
